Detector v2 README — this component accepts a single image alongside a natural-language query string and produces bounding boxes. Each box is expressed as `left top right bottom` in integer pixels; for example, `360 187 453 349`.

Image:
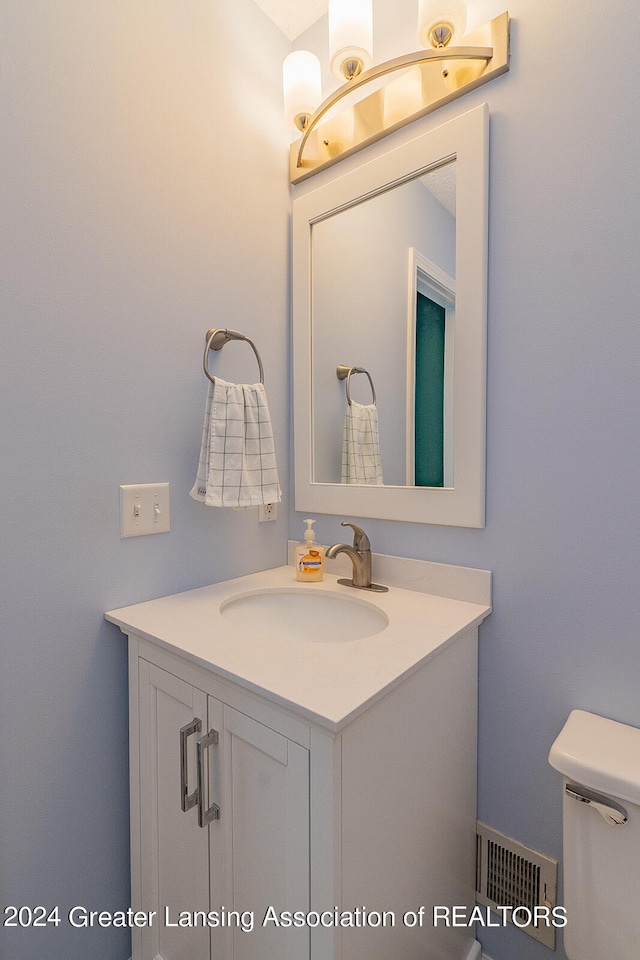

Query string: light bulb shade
329 0 373 81
418 0 467 47
283 50 322 132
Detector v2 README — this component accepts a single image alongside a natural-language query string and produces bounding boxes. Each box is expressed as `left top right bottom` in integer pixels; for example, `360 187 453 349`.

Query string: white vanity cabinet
132 644 311 960
108 564 492 960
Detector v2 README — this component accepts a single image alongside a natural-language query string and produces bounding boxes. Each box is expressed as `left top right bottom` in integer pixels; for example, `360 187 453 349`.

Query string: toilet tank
549 710 640 960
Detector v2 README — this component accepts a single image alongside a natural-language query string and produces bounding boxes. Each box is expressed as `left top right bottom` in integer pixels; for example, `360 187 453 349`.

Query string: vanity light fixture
328 0 374 81
283 50 322 132
283 1 510 183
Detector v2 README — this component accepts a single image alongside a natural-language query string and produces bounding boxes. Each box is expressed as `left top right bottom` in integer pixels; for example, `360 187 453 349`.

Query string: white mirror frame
293 103 488 527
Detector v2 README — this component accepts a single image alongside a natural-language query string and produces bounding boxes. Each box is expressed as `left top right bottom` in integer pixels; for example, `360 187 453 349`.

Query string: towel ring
203 328 265 385
336 364 376 406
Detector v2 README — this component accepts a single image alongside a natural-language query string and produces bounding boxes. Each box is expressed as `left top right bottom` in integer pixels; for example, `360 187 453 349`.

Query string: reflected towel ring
203 328 265 385
336 364 376 406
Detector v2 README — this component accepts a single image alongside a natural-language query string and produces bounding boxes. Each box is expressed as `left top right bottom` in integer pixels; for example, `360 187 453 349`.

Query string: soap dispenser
295 519 325 582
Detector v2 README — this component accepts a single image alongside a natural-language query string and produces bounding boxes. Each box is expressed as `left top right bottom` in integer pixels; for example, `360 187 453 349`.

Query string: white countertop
106 565 491 730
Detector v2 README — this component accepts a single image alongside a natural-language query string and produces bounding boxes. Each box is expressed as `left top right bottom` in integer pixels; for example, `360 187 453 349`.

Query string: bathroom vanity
106 561 490 960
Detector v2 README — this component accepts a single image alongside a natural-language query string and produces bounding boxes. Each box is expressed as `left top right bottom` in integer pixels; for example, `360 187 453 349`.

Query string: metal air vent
476 822 558 949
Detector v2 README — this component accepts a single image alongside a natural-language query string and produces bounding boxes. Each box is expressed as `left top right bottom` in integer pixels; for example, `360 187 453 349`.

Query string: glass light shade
329 0 373 81
418 0 467 47
283 50 322 132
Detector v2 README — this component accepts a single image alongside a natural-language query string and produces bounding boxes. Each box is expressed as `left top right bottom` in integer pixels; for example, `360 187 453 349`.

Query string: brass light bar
290 11 509 183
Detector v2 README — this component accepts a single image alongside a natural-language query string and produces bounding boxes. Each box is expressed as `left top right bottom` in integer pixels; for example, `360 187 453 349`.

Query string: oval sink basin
220 587 388 643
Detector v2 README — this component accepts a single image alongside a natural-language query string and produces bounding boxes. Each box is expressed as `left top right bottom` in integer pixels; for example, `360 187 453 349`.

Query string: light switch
120 483 171 538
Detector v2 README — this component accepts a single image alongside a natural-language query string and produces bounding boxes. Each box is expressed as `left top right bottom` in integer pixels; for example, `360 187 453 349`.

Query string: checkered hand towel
341 401 383 485
190 378 282 507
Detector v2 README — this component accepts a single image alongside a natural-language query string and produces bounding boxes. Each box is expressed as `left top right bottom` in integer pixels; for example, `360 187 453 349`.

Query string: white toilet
549 709 640 959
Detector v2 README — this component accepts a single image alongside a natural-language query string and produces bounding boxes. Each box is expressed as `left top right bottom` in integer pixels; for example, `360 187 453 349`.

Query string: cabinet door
138 661 210 960
209 702 310 960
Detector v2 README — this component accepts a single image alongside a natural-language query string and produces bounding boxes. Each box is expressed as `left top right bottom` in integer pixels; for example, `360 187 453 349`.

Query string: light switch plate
120 483 170 538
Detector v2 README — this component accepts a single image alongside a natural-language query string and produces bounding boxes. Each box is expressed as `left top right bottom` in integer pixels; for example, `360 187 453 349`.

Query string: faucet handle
340 521 370 552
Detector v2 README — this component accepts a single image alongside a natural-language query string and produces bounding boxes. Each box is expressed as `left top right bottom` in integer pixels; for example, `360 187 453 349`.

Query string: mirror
311 160 456 487
293 104 488 526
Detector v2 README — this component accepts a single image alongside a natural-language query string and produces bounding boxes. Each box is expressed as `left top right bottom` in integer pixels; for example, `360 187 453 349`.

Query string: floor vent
476 822 558 950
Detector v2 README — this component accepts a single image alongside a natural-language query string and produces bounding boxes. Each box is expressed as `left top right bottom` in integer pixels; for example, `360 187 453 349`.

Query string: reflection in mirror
293 103 488 526
311 160 456 488
409 245 455 487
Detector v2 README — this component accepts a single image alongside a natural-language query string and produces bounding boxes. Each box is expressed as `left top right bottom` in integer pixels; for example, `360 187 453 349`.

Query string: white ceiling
253 0 328 40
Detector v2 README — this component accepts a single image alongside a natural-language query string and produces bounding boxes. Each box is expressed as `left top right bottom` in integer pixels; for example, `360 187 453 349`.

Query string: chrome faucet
326 522 388 593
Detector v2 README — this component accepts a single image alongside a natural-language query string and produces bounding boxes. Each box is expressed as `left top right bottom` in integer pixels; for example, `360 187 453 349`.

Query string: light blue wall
4 1 640 959
291 2 640 959
0 1 289 958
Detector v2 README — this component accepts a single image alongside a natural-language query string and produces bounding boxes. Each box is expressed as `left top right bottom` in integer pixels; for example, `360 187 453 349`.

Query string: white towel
341 401 383 485
190 378 282 508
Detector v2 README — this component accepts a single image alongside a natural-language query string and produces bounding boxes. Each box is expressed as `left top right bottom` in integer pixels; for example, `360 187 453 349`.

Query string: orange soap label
298 549 322 572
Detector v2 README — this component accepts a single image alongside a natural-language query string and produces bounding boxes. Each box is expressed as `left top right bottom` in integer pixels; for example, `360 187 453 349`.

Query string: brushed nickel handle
566 783 627 825
179 717 202 812
340 521 370 552
197 730 220 827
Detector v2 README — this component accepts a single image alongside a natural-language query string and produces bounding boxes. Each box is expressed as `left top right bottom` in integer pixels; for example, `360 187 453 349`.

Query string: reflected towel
190 378 282 508
341 401 383 485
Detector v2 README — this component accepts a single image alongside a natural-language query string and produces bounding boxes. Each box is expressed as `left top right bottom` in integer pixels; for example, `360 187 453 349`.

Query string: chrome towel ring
203 328 265 385
336 364 376 405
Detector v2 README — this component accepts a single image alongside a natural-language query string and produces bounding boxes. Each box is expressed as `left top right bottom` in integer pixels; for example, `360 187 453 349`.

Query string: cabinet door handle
179 717 202 812
197 729 221 827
